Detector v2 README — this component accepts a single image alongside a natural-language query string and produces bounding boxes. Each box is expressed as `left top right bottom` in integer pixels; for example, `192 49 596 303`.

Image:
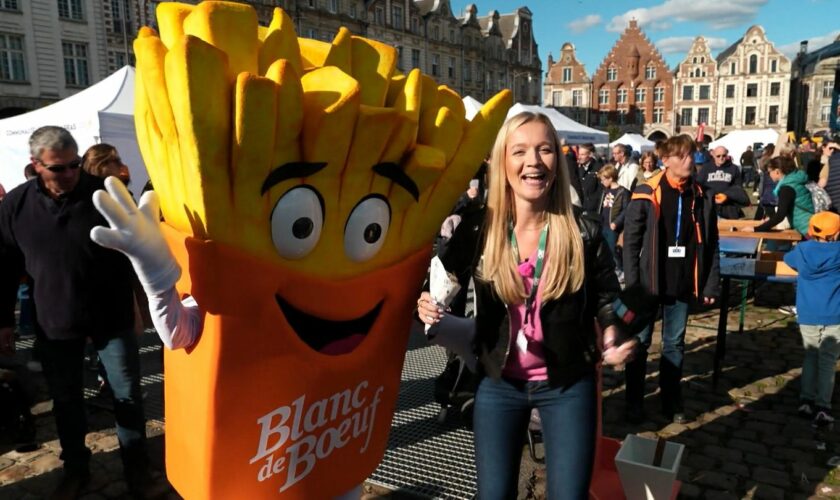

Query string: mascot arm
147 290 202 350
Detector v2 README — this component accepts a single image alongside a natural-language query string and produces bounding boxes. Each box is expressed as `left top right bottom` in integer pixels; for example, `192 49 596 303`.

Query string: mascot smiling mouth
276 295 383 355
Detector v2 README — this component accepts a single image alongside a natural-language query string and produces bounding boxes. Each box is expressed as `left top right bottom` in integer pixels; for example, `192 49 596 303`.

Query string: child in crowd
783 211 840 427
598 164 630 281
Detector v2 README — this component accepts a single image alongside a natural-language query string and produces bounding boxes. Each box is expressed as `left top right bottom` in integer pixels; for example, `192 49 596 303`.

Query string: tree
607 124 621 143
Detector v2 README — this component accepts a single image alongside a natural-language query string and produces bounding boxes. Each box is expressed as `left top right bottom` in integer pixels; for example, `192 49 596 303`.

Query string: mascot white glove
90 177 181 295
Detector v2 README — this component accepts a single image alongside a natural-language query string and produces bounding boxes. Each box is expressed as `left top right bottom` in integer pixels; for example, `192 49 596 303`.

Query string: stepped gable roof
594 19 669 77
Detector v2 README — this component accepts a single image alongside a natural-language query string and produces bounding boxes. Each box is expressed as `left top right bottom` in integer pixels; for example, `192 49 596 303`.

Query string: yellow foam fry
182 1 258 78
340 105 401 218
389 145 446 212
385 74 406 107
133 66 170 216
299 38 330 71
133 33 176 138
417 75 443 145
258 25 269 42
428 106 465 165
380 68 421 163
323 27 352 75
232 73 278 250
258 8 303 77
156 2 193 50
165 35 234 239
350 36 397 107
436 86 465 122
265 60 303 180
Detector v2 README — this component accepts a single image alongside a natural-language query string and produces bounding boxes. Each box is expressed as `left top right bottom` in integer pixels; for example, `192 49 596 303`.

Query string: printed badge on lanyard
668 195 686 258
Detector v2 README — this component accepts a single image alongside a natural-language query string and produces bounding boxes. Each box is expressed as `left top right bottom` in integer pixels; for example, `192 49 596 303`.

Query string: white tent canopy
610 133 655 154
463 96 484 121
709 128 779 167
505 103 609 145
0 66 147 194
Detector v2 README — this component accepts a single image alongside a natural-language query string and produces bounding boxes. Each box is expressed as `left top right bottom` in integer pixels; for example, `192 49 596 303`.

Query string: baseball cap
809 211 840 239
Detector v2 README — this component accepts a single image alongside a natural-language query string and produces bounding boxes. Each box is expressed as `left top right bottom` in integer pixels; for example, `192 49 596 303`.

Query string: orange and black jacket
622 171 720 300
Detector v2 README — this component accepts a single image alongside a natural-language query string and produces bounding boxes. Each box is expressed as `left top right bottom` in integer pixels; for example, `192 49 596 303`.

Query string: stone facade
0 0 111 117
674 36 718 142
714 25 790 137
543 42 591 125
788 35 840 137
591 20 673 140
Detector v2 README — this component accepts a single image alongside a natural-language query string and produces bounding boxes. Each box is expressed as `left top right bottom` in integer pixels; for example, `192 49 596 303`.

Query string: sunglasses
38 158 81 173
713 154 727 158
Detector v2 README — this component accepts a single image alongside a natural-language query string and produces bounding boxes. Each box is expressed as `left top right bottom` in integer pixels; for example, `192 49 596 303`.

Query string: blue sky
453 0 840 73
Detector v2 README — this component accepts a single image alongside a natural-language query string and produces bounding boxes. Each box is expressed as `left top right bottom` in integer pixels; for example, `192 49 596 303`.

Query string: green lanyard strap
509 222 548 326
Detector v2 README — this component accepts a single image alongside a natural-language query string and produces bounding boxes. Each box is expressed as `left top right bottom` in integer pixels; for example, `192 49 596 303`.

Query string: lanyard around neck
510 222 548 324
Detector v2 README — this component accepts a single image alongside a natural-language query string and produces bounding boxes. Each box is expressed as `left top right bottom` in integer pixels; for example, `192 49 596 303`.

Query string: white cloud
606 0 767 32
655 36 729 55
777 30 840 60
567 14 602 34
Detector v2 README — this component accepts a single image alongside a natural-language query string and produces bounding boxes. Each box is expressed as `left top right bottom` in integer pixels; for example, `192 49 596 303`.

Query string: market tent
709 128 780 167
506 103 609 145
610 133 656 154
0 66 147 194
463 96 484 121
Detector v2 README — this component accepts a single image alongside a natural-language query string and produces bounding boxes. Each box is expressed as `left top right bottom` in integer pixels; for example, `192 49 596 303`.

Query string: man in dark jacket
739 146 756 188
576 143 603 215
697 146 750 220
623 135 720 424
824 134 840 214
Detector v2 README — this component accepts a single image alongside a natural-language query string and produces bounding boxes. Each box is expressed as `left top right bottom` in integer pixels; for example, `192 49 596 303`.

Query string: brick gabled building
592 19 673 140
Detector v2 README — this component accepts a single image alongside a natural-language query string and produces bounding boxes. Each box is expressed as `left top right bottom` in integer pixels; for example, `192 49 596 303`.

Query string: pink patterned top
502 249 548 381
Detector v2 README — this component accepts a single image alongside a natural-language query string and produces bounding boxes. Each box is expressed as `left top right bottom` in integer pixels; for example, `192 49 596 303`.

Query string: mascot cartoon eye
271 186 324 259
344 195 390 262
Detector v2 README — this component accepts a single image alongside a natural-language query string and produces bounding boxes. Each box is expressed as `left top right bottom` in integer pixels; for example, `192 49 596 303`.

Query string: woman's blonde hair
479 112 584 305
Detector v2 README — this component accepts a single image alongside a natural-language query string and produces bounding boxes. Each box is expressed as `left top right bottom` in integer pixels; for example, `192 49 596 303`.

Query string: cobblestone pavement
2 281 839 499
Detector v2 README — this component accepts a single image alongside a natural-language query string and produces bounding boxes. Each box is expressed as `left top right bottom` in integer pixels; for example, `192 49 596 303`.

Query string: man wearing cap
783 212 840 427
0 126 152 498
822 134 840 213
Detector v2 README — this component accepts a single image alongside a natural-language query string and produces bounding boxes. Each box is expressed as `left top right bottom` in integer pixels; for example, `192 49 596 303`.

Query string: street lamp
511 70 533 103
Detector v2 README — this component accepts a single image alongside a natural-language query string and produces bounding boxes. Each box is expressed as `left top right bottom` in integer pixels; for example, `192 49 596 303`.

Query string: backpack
804 181 833 212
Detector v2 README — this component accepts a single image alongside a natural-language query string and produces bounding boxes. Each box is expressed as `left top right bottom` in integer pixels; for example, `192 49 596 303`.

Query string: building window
746 83 758 98
448 56 455 79
464 60 471 82
770 59 777 73
821 105 831 123
562 67 571 83
0 33 26 81
375 7 384 25
617 88 627 104
498 72 505 89
62 41 89 87
599 89 609 105
411 17 420 34
431 53 439 77
58 0 84 20
698 107 709 125
328 0 338 13
726 84 735 99
682 85 694 101
653 107 663 123
411 48 420 69
748 54 757 74
349 3 356 18
823 81 834 98
432 25 439 41
552 90 562 107
681 108 693 126
598 112 607 126
618 109 627 125
607 66 617 81
635 88 646 103
745 106 756 125
111 0 132 35
391 5 402 29
449 30 455 43
724 107 734 126
0 0 19 10
395 45 403 71
730 61 736 74
699 85 710 100
768 105 778 124
645 65 656 79
572 90 582 106
770 82 780 97
635 109 644 124
654 86 664 102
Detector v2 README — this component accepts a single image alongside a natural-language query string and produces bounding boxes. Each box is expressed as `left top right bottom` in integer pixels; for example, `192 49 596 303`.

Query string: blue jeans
625 300 689 414
473 375 596 500
800 324 840 409
601 226 622 272
41 330 147 476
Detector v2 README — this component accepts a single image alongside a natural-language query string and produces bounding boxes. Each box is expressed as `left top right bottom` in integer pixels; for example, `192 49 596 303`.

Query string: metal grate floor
368 326 477 499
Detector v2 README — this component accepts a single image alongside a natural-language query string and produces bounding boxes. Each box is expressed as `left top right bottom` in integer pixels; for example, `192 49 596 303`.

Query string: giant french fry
133 2 511 498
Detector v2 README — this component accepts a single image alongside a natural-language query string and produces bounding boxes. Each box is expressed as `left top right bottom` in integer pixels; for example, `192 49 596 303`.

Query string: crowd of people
0 120 838 499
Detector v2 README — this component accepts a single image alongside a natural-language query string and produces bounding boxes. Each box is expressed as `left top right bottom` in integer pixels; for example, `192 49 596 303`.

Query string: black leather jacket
438 208 620 387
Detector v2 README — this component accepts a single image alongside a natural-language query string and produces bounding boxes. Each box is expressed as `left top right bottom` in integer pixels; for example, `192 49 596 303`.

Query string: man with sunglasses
0 126 152 499
696 145 750 220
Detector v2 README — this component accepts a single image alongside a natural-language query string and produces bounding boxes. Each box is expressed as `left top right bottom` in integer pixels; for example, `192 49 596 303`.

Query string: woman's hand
603 337 638 366
417 291 444 326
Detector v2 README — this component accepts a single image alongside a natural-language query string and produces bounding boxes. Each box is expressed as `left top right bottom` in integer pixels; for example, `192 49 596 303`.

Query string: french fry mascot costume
89 1 511 498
